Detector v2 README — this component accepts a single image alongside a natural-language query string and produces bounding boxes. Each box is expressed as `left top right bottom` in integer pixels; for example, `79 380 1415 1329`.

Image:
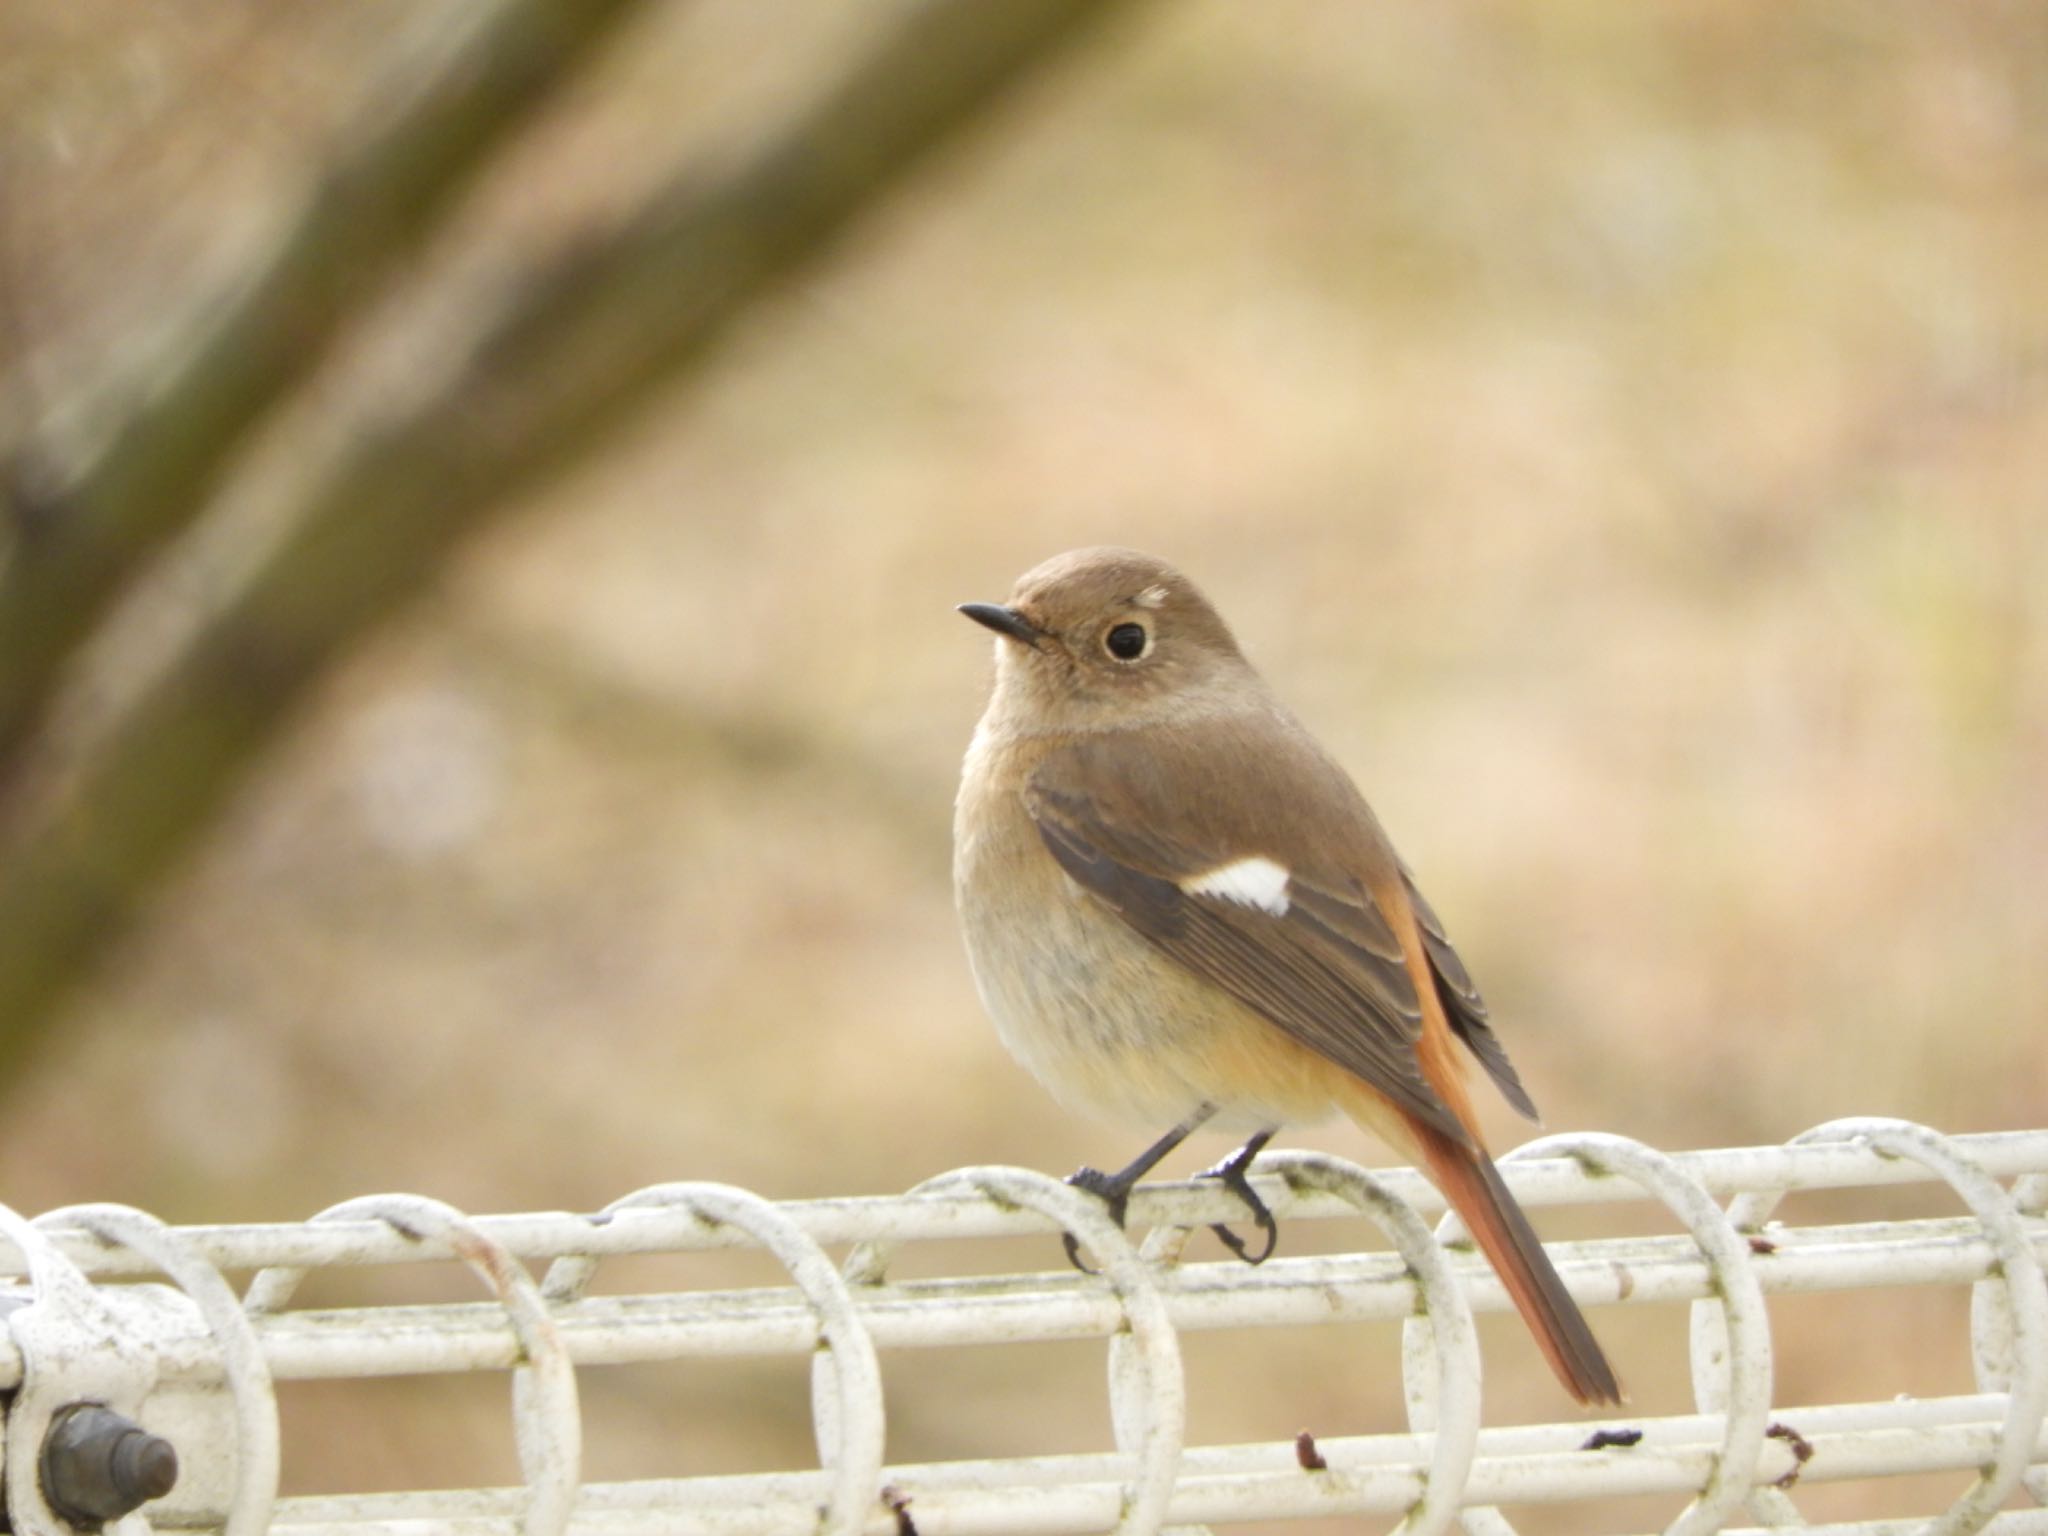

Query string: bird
952 546 1621 1405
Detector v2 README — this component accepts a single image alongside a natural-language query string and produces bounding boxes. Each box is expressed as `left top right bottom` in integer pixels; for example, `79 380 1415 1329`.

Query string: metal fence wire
2 1116 2045 1536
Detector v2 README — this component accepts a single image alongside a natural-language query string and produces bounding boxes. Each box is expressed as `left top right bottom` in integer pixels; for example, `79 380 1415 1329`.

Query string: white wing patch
1182 856 1291 916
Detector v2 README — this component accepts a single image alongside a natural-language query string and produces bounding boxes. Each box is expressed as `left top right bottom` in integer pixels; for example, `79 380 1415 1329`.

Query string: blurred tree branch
0 0 655 770
452 618 951 872
0 0 1146 1087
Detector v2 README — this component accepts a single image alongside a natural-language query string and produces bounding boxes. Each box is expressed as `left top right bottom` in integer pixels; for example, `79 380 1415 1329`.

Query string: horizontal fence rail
0 1117 2044 1535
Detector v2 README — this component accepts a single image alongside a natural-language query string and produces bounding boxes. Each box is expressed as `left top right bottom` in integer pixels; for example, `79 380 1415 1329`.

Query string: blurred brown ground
2 2 2045 1530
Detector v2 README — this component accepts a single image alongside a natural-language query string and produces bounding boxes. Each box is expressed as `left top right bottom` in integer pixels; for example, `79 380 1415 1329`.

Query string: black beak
957 602 1044 649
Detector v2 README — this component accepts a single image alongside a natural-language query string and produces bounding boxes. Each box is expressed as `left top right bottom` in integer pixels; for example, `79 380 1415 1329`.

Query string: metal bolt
38 1404 178 1530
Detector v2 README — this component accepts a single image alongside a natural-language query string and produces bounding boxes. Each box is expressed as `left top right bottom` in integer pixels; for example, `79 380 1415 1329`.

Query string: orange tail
1415 1121 1623 1405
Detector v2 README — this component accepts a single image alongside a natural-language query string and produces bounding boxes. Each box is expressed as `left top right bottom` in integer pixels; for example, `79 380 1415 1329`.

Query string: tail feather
1415 1123 1623 1406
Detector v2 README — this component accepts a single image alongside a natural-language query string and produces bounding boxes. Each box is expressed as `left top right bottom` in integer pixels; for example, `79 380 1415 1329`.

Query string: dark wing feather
1403 873 1538 1120
1028 764 1473 1146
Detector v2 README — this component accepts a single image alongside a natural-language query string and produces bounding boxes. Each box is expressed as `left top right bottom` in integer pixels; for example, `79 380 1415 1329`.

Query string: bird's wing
1025 723 1474 1145
1403 872 1538 1120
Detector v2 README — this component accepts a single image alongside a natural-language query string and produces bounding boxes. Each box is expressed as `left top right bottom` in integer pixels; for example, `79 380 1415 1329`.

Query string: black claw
1061 1165 1131 1273
1207 1205 1279 1265
1200 1134 1279 1265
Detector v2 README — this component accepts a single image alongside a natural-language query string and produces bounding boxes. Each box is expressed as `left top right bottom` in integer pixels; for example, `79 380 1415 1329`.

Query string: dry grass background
3 3 2045 1530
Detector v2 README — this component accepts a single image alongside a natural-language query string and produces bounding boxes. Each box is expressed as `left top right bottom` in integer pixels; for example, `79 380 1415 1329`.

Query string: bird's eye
1104 622 1150 661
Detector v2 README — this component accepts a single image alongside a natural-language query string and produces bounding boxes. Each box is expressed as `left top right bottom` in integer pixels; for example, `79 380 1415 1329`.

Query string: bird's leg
1062 1103 1218 1271
1199 1128 1279 1265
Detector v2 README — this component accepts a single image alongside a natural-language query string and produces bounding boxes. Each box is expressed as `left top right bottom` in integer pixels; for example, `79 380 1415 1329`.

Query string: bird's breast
952 724 1341 1131
954 733 1159 1071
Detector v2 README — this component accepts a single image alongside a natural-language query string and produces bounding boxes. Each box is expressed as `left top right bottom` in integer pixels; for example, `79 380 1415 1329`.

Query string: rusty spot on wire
1579 1427 1643 1451
881 1483 918 1536
1767 1421 1815 1487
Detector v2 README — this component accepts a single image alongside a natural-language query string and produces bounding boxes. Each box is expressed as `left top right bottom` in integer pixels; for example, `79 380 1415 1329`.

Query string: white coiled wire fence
2 1115 2045 1536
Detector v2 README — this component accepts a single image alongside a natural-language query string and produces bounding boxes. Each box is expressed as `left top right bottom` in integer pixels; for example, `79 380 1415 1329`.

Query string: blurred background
2 2 2044 1530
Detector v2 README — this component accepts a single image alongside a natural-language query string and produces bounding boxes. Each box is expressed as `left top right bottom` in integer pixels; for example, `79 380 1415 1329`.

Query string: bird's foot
1199 1136 1279 1265
1060 1165 1132 1273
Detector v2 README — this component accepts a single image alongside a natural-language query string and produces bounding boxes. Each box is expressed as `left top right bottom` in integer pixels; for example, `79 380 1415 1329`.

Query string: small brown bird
953 546 1620 1405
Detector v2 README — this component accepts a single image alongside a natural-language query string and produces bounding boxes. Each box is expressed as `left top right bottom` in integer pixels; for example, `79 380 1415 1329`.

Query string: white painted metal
34 1204 279 1536
248 1193 581 1536
541 1181 886 1536
1723 1120 2048 1536
0 1119 2041 1535
9 1132 2046 1283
